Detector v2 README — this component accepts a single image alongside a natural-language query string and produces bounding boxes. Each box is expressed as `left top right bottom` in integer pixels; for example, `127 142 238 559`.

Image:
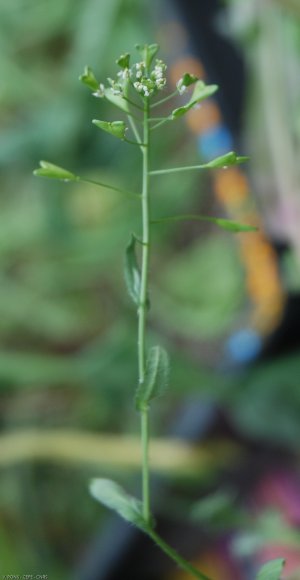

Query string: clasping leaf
79 66 99 91
135 345 169 411
92 120 127 140
256 558 285 580
172 80 218 119
33 161 79 181
124 234 141 306
89 478 149 531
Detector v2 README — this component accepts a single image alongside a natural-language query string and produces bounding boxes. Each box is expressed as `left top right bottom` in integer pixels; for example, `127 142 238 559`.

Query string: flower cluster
133 59 167 97
92 55 168 100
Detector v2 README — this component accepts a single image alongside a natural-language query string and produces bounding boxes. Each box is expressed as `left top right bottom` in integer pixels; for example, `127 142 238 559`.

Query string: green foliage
135 345 169 411
92 120 127 140
33 161 79 181
135 43 159 68
200 151 249 168
172 81 218 118
124 234 141 306
256 559 285 580
227 354 300 448
153 236 244 339
151 214 257 233
79 66 99 91
90 478 149 531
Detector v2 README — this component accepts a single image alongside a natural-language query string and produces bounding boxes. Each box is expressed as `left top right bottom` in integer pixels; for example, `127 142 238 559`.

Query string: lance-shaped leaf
151 214 257 233
177 73 198 94
116 52 130 69
89 478 149 531
92 120 127 140
135 345 169 411
124 234 141 306
135 43 159 68
200 151 249 169
79 66 99 91
33 161 79 181
256 558 285 580
172 80 218 119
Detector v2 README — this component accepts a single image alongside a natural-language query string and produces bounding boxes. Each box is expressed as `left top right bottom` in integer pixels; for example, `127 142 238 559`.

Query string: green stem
150 117 172 131
141 409 150 522
138 97 151 524
147 528 211 580
80 178 140 199
151 89 178 108
149 164 208 176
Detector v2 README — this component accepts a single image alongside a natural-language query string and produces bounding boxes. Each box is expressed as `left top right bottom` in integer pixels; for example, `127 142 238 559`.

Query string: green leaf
89 478 149 531
200 151 249 169
151 214 257 233
33 161 79 181
124 234 141 306
135 43 159 68
256 558 285 580
177 73 198 93
92 120 127 140
104 89 130 113
172 80 218 118
79 66 99 91
116 53 130 69
135 345 169 411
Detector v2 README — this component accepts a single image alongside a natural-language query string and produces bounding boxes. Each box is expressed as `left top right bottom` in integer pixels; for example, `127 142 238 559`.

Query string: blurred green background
2 0 300 578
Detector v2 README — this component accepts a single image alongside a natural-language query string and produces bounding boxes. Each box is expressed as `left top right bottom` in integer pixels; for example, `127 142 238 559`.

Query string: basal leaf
135 345 169 411
79 66 99 91
124 234 141 306
92 120 127 140
200 151 249 169
33 161 79 181
89 478 148 531
256 558 285 580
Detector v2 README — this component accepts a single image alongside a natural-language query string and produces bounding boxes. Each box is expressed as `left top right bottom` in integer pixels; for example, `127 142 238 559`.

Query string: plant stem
80 177 140 198
138 97 151 524
147 528 211 580
151 89 178 108
149 164 207 176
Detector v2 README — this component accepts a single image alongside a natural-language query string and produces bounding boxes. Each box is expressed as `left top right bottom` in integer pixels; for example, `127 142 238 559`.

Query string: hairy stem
138 97 151 524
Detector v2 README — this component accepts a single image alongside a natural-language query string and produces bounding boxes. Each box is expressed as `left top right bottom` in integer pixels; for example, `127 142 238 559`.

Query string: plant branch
80 177 140 198
147 528 212 580
149 164 208 176
151 89 178 108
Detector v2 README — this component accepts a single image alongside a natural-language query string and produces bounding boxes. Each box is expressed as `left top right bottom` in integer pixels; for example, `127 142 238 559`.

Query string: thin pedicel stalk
139 97 151 524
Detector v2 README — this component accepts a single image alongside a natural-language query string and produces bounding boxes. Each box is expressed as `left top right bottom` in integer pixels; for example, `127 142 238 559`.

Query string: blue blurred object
197 126 234 161
225 329 263 364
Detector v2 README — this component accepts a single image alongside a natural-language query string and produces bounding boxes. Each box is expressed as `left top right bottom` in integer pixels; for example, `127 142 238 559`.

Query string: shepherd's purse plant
34 44 285 580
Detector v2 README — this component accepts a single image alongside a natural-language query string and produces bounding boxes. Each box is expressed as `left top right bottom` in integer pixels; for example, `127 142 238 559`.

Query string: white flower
92 83 105 98
176 79 187 95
